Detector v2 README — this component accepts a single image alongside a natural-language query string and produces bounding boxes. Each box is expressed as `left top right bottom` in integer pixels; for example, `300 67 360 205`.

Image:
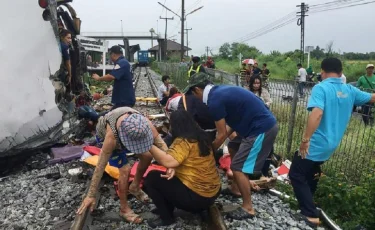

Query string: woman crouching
144 110 221 228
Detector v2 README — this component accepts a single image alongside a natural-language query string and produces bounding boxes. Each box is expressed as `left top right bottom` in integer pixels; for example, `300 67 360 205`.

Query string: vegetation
276 172 375 230
213 42 374 83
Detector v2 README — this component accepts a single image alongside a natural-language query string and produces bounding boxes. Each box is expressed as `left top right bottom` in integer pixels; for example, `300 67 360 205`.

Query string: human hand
299 141 310 159
92 73 100 81
161 168 175 180
76 196 96 214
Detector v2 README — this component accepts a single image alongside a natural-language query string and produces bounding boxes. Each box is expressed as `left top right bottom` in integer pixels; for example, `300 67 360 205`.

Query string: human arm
77 126 116 214
64 60 72 84
212 119 233 150
299 108 323 158
149 142 182 168
299 85 325 158
148 119 168 151
92 73 115 82
352 86 374 105
262 89 272 106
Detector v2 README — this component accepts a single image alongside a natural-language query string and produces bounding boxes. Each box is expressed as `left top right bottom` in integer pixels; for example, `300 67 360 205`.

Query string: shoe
147 218 174 228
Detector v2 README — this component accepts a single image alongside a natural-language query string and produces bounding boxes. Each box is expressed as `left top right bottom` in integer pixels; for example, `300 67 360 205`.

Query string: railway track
70 67 227 230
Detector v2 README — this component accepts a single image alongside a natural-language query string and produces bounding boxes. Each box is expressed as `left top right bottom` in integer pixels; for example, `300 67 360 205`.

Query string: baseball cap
366 64 374 69
182 72 211 94
118 114 153 154
192 56 201 63
109 45 123 55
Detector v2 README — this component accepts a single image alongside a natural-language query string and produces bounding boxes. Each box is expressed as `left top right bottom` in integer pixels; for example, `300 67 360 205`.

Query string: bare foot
306 217 320 225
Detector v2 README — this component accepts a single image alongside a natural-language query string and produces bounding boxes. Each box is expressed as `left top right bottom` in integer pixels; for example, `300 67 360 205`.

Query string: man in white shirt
158 75 170 105
297 64 307 97
340 73 347 83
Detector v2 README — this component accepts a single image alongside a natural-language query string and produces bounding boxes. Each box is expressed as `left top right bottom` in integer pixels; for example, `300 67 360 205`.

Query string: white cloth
203 84 214 104
298 68 307 82
158 84 169 100
166 96 182 112
340 74 347 83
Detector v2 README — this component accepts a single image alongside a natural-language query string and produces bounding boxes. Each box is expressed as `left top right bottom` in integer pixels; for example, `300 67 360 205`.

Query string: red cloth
114 163 167 196
82 146 101 155
219 155 231 171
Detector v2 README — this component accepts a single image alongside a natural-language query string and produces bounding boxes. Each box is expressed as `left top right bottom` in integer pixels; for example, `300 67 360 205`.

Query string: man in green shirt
357 64 375 125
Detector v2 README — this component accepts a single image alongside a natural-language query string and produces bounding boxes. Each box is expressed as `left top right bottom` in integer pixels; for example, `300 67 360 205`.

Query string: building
149 40 191 60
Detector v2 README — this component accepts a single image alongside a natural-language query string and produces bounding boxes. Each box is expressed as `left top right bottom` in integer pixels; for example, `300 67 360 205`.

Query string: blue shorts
108 150 130 168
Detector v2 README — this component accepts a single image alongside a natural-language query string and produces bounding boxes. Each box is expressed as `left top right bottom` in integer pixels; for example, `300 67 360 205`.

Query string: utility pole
160 16 174 61
181 0 185 61
297 2 308 64
205 46 209 58
184 28 192 56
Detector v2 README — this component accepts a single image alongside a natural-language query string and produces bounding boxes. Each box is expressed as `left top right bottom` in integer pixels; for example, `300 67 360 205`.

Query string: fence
153 62 375 183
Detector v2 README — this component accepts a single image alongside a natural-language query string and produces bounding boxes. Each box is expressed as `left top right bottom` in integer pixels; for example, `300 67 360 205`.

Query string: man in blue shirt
183 73 278 220
289 58 375 227
92 46 135 110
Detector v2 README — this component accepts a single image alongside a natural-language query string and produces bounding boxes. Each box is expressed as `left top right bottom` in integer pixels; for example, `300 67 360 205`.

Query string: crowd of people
73 46 375 228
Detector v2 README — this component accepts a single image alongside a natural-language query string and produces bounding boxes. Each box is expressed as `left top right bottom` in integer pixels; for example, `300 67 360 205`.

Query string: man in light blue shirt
289 58 375 227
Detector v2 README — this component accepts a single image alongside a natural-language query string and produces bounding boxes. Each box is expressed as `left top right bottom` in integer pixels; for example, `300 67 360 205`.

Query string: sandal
226 207 255 220
129 189 150 203
292 213 320 228
119 211 143 224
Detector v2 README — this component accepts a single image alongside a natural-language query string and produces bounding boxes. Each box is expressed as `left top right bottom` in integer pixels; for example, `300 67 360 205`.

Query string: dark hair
169 87 178 97
59 29 71 39
249 75 262 96
162 75 170 83
170 110 212 157
263 63 267 67
297 63 302 68
321 58 343 74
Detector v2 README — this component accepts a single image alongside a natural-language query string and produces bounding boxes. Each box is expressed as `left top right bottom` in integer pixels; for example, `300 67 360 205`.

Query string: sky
72 0 375 56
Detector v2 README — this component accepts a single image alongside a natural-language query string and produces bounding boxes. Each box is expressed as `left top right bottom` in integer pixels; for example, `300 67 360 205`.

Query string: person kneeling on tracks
144 110 221 228
184 73 278 220
76 107 168 224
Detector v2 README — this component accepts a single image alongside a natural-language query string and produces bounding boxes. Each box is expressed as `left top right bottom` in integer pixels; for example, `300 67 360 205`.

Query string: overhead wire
309 0 375 13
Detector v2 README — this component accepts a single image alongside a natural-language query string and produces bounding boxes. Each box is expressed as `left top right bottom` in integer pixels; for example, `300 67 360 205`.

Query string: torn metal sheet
0 1 84 156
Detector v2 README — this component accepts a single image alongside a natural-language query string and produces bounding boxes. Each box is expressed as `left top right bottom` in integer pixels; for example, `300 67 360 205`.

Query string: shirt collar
203 84 214 104
114 56 124 64
322 77 342 83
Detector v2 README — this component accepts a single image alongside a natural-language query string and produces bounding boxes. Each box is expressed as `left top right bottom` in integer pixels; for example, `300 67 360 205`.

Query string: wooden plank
206 204 227 230
71 180 104 230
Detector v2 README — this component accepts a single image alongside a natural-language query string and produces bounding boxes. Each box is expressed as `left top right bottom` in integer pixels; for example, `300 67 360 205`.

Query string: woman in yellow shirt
144 110 221 228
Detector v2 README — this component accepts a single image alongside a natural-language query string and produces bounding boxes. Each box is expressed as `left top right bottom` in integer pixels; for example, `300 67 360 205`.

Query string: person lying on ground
289 58 375 228
144 110 221 228
183 73 278 220
76 107 168 224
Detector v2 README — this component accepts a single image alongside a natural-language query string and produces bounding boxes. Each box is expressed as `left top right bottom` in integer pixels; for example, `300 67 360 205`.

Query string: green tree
230 42 261 59
310 46 325 59
218 42 231 59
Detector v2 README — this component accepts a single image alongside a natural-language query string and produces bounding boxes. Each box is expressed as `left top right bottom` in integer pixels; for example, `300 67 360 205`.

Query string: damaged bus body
0 0 86 157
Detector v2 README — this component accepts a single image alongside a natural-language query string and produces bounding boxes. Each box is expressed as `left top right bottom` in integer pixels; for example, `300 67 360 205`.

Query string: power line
159 0 167 17
309 0 375 13
309 0 364 7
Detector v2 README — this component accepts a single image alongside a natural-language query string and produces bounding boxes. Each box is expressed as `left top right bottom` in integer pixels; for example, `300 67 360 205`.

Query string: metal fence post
286 81 299 155
235 74 239 86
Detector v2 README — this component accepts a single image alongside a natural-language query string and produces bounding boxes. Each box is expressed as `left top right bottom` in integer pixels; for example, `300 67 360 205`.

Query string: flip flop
292 213 320 228
226 207 255 220
221 188 242 198
119 211 143 224
129 189 150 203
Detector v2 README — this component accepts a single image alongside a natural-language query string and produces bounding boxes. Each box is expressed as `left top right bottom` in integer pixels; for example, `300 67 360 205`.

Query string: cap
109 45 123 55
118 114 153 154
192 56 200 63
182 72 211 94
366 64 374 69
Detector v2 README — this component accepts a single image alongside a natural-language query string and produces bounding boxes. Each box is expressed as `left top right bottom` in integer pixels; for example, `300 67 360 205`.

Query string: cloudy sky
73 0 374 56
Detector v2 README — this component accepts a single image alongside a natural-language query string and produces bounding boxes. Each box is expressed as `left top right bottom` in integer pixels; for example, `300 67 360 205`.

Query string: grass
214 58 374 83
